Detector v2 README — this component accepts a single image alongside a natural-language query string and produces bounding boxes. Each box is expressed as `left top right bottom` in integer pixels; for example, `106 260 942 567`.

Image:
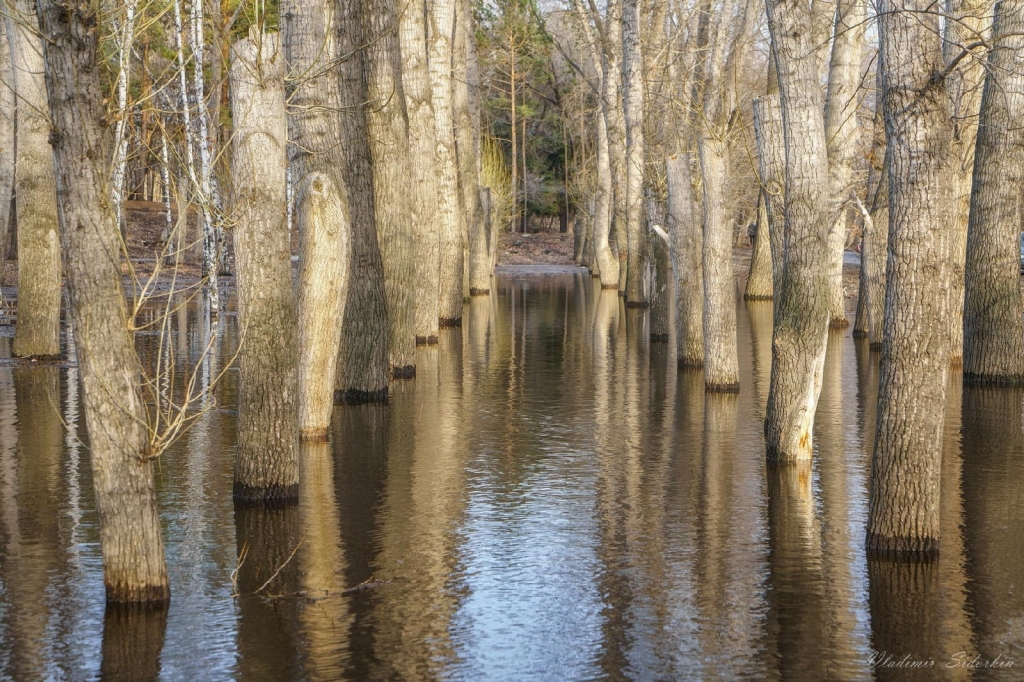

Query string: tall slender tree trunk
868 0 954 556
823 0 866 327
455 0 487 297
753 94 786 301
230 33 299 502
944 0 992 365
0 20 14 265
649 229 670 342
335 0 391 403
744 192 773 300
604 0 628 293
763 0 833 461
37 0 168 601
364 0 417 377
5 0 61 358
666 153 703 368
962 0 1024 385
282 0 351 438
400 0 442 343
621 0 646 307
430 0 466 326
110 1 137 231
854 100 886 340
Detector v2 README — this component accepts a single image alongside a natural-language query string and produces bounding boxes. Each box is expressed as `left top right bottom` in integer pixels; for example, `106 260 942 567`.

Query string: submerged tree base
678 359 704 370
335 387 389 405
469 288 490 296
867 532 940 560
650 333 669 343
743 294 772 302
416 335 439 345
299 428 330 443
105 581 171 606
829 317 849 329
624 301 649 309
963 372 1024 387
439 317 463 328
232 482 300 504
852 328 868 339
706 381 740 393
392 364 416 380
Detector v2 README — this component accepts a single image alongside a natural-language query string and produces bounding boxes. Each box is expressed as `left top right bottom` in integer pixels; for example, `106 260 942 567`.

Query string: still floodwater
0 267 1022 680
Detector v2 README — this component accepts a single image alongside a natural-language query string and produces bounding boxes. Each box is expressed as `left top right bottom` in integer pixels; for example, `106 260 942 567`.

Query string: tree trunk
37 0 168 601
744 192 773 300
666 153 703 368
0 20 14 267
763 0 832 461
823 0 866 327
282 0 352 438
430 0 466 326
698 135 739 391
335 0 391 403
364 0 417 377
400 0 442 343
230 33 300 502
868 0 954 557
621 0 646 307
854 99 886 339
962 0 1024 385
5 0 61 358
649 230 670 342
944 0 992 365
456 0 488 297
604 0 628 293
753 94 786 301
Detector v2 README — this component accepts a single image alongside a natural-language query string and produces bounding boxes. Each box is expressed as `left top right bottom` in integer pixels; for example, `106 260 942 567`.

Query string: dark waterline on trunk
0 269 1021 679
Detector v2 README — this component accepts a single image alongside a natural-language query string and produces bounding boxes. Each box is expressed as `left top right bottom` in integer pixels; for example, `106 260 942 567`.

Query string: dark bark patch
600 284 618 290
678 359 705 370
334 387 389 405
415 335 439 345
743 294 773 301
104 580 171 605
705 381 740 393
439 317 462 328
649 334 669 343
852 329 868 339
299 428 330 443
232 482 300 505
469 288 490 296
624 300 649 309
868 341 883 352
866 532 940 560
392 364 416 380
829 317 850 329
963 372 1024 387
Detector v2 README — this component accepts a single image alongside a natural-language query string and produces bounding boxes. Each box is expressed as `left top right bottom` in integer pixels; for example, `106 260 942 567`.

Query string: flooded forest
1 0 1023 678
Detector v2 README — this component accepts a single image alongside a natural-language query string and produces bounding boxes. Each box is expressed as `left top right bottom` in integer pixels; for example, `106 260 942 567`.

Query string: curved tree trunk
944 0 991 365
230 33 299 502
0 20 13 265
744 192 773 300
335 0 391 403
5 0 61 358
364 0 417 377
622 0 646 307
282 0 351 440
430 0 466 326
753 95 786 301
400 0 442 343
763 0 832 461
667 153 703 368
962 0 1024 385
37 0 168 601
868 0 954 557
823 0 866 328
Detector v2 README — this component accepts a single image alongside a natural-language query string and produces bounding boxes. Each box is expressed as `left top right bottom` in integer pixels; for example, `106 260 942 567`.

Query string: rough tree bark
666 153 703 368
621 0 647 307
823 0 866 327
603 0 628 292
763 0 833 461
0 20 13 263
282 0 352 438
456 0 488 297
430 0 466 326
230 33 299 501
868 0 954 557
962 0 1024 385
744 192 773 300
364 0 417 376
753 94 786 301
854 99 886 341
944 0 992 365
400 0 442 343
5 0 61 357
335 0 391 403
649 228 670 342
37 0 168 601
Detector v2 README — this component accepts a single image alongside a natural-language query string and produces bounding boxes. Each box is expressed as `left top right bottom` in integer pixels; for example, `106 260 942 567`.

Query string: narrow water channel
0 267 1021 680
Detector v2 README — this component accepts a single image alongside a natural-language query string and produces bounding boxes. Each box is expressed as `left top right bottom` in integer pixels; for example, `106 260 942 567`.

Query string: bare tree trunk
430 0 466 326
364 0 417 377
622 0 646 307
230 33 299 502
667 153 703 368
282 0 351 438
5 0 61 357
110 1 137 231
753 94 786 301
699 135 739 390
603 0 628 293
455 0 487 297
37 0 168 601
944 0 992 365
854 100 886 339
0 20 14 266
823 0 866 328
744 192 773 300
962 0 1024 385
400 0 442 343
763 0 833 461
335 0 391 403
649 229 670 342
868 0 954 557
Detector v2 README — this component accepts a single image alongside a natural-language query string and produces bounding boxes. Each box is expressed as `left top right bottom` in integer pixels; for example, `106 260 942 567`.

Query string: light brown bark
649 229 670 342
744 192 773 300
364 0 417 376
868 0 955 556
37 0 168 601
0 20 13 264
962 0 1024 385
854 100 886 341
5 0 61 357
230 33 299 501
456 0 488 297
666 153 703 368
622 0 646 306
753 94 786 301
